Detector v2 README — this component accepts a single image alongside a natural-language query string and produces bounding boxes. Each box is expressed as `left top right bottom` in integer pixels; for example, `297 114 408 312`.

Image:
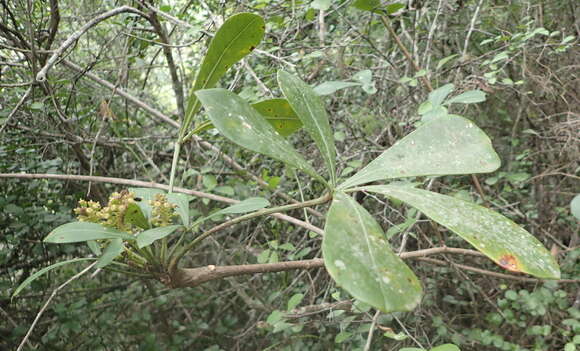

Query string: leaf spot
498 254 520 272
334 260 346 270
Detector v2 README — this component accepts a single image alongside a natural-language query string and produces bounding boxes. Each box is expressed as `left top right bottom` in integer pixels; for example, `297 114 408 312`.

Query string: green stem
167 192 332 273
168 141 181 193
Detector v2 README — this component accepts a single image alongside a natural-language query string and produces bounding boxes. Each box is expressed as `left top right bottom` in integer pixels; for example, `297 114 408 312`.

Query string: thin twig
0 85 32 134
17 262 97 351
36 6 148 82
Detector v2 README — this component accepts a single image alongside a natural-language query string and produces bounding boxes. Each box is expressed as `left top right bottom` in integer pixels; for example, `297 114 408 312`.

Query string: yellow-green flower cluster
74 190 138 232
74 200 102 223
150 194 178 227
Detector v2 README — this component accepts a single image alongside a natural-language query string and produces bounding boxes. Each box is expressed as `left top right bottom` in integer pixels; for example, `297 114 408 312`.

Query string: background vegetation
1 0 578 350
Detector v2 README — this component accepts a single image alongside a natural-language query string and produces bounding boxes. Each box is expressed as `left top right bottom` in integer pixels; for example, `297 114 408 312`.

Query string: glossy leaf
12 258 95 298
323 192 422 313
339 116 501 189
136 225 182 249
44 222 134 243
362 185 561 279
252 99 302 137
96 238 124 268
445 90 486 104
278 70 337 185
196 88 326 184
185 13 265 123
313 81 361 95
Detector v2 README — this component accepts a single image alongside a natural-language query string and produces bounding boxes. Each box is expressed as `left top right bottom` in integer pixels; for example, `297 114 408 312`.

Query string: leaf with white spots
323 192 422 313
196 89 326 185
362 185 561 279
339 115 501 189
278 70 337 186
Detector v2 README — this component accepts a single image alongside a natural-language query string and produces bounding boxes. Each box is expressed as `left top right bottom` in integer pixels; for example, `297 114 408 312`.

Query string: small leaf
278 70 337 185
429 83 455 107
313 81 361 95
311 0 331 10
44 222 134 243
196 88 326 184
96 238 124 268
362 185 561 279
216 197 270 215
252 98 302 137
571 194 580 220
124 203 149 230
323 192 422 313
446 90 486 104
12 258 95 298
167 193 193 227
385 3 405 14
129 187 164 220
184 13 265 125
436 54 458 70
287 293 304 311
136 225 182 249
192 197 270 228
352 0 384 13
430 344 461 351
339 116 500 189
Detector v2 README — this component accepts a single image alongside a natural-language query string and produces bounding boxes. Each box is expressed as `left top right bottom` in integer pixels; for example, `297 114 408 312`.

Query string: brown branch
172 247 486 288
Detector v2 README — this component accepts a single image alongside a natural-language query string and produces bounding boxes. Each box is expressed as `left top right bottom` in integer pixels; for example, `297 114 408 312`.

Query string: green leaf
570 194 580 220
252 98 302 137
352 0 384 13
313 81 361 95
136 225 182 249
287 293 304 311
430 344 461 351
278 70 337 185
399 348 424 351
184 13 265 125
44 222 135 243
129 187 164 220
311 0 331 10
192 197 270 228
339 116 500 189
12 258 95 298
124 202 149 230
386 3 405 14
167 193 192 227
195 88 326 184
96 238 124 268
429 83 455 107
323 192 422 313
445 90 486 104
362 185 561 279
436 54 458 70
87 240 101 256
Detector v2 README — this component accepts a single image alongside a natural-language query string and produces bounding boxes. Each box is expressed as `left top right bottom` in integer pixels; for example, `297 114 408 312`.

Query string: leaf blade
251 98 303 137
12 258 95 298
44 222 134 243
339 116 501 189
185 13 265 124
136 225 182 249
362 185 561 279
323 192 422 313
96 238 124 268
278 70 337 185
196 88 326 184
